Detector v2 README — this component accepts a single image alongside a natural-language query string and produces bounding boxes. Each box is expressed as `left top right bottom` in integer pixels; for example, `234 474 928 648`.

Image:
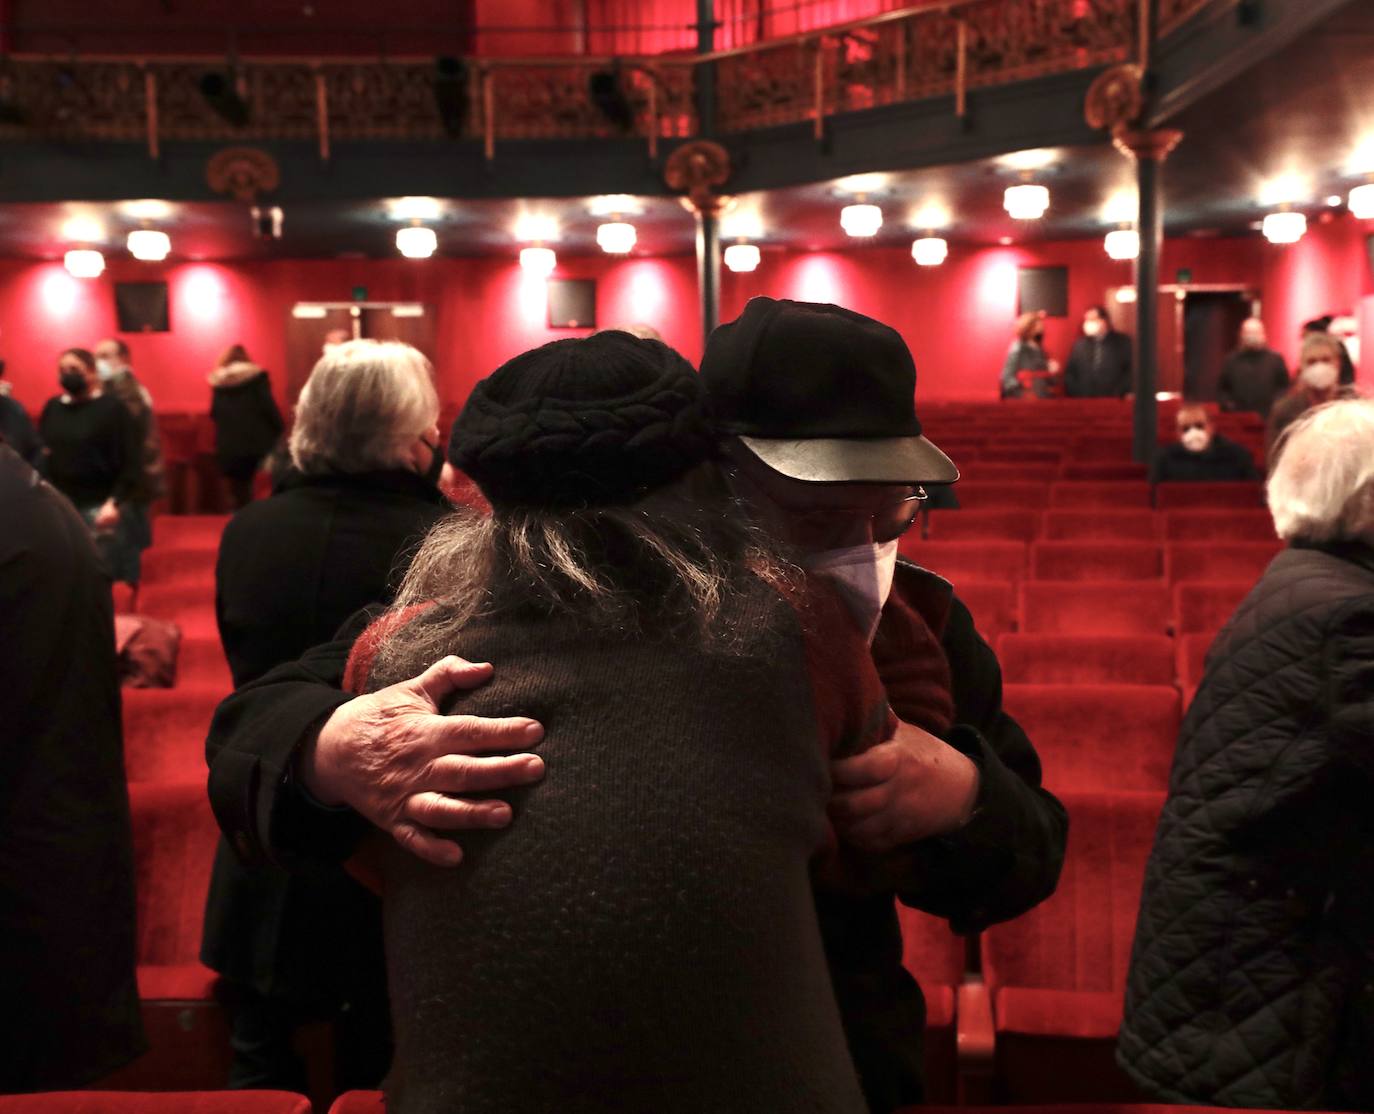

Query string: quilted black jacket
1118 541 1374 1110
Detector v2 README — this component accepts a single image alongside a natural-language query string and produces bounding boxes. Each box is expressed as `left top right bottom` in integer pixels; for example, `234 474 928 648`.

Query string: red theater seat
899 539 1028 583
958 462 1060 483
915 1108 1331 1114
1176 631 1215 693
1153 482 1263 510
1173 581 1251 635
1166 541 1281 584
952 481 1050 510
152 514 231 548
328 1096 384 1114
0 1094 310 1114
978 790 1166 1103
1041 510 1160 542
1001 685 1179 793
122 687 223 782
954 582 1018 640
1049 482 1153 509
1030 541 1163 581
1162 510 1275 542
140 546 219 587
997 634 1175 686
1019 581 1171 636
926 509 1041 543
1059 462 1148 482
897 905 967 1103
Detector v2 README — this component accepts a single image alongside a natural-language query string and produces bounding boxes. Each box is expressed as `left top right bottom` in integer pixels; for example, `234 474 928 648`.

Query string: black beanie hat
449 331 713 509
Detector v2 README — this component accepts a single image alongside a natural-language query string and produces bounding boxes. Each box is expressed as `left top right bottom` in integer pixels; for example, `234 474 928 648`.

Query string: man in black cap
206 302 1066 1111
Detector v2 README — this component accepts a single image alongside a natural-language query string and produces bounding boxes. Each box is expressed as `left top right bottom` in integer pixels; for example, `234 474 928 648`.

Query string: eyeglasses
791 487 927 544
1177 422 1207 433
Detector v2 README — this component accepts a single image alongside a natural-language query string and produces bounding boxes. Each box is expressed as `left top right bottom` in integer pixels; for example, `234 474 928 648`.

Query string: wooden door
1106 288 1184 395
285 307 356 402
360 306 436 362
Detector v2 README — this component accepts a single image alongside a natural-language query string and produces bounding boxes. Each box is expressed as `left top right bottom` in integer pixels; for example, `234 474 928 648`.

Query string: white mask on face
1083 320 1104 339
804 539 899 644
1180 427 1210 453
95 358 116 380
1301 359 1338 391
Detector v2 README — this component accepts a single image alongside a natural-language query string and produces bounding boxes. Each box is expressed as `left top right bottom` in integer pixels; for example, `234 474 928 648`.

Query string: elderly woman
342 331 922 1112
1265 331 1360 460
202 339 451 1093
1119 398 1374 1110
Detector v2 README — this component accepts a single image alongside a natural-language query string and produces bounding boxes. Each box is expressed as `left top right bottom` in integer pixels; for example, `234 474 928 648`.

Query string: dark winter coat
200 467 450 1004
1218 347 1290 417
208 363 284 471
0 395 42 467
1118 542 1374 1110
1148 433 1260 484
1064 331 1133 398
0 445 144 1090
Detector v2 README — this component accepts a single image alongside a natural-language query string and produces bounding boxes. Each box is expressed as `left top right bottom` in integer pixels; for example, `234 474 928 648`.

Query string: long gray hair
372 461 796 681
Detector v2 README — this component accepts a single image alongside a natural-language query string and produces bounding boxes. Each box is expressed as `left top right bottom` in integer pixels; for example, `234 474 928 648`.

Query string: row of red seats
939 480 1263 511
927 508 1273 543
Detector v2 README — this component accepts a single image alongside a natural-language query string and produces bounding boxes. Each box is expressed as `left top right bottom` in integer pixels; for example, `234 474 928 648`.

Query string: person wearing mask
1302 316 1357 386
201 339 454 1094
208 344 284 510
1217 319 1290 418
37 348 143 581
92 339 164 584
1063 305 1132 397
204 305 1067 1112
1265 333 1359 461
1149 404 1259 484
0 436 144 1091
999 311 1058 399
1119 399 1374 1111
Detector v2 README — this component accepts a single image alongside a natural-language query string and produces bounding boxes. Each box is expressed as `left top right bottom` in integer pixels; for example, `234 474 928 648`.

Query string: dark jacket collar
1289 537 1374 574
276 466 449 507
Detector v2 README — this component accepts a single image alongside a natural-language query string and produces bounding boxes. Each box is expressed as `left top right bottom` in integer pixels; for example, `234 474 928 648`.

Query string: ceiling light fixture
910 202 952 231
840 203 883 237
1349 182 1374 220
127 229 170 261
911 237 948 266
1004 183 1050 220
64 249 104 279
723 242 761 273
596 221 637 254
834 172 889 195
388 197 443 223
514 213 560 243
1258 173 1311 208
61 215 105 243
396 224 438 258
1104 228 1140 260
520 245 557 277
589 194 642 218
1262 210 1307 244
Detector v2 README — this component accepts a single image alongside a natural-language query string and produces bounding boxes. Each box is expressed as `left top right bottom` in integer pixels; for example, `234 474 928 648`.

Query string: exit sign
352 285 368 301
1176 268 1193 285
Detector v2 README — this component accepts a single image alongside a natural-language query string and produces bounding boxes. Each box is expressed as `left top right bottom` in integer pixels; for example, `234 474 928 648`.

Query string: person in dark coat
1266 332 1361 464
1063 304 1132 397
1217 318 1290 417
0 439 144 1091
208 344 284 510
37 347 144 584
202 339 452 1094
999 311 1058 399
0 391 42 467
204 304 1068 1113
1149 403 1259 484
1120 398 1374 1110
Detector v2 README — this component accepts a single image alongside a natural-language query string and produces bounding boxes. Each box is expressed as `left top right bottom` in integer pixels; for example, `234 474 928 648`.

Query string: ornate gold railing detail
0 0 1217 155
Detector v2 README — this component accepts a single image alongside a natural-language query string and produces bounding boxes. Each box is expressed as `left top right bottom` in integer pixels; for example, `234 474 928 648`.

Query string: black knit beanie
449 331 714 509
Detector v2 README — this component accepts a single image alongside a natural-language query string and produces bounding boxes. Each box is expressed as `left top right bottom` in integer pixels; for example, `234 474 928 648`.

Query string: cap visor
739 434 960 485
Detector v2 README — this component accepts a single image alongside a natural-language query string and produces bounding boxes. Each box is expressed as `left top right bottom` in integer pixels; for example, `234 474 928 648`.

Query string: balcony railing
0 0 1214 157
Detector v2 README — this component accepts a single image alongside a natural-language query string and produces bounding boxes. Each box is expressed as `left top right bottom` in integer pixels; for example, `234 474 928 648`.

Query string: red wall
2 220 1368 416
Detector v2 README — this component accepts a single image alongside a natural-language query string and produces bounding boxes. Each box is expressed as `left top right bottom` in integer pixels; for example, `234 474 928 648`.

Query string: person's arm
1325 598 1374 783
1272 354 1291 394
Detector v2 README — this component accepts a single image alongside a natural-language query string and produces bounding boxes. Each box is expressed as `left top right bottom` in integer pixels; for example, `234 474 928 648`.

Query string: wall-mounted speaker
548 279 596 330
114 282 170 332
1017 266 1069 318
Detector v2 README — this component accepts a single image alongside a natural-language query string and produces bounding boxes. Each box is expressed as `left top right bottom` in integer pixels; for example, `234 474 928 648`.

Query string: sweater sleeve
1325 597 1374 784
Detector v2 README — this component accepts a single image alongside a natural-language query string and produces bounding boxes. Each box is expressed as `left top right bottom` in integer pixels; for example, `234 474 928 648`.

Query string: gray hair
289 339 439 474
1267 398 1374 544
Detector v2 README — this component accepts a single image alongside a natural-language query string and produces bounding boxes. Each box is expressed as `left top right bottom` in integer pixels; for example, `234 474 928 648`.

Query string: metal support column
697 202 722 338
1133 151 1162 463
695 0 718 137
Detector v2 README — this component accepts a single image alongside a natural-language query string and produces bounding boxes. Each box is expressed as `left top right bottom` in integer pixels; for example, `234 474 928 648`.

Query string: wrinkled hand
829 720 980 853
93 500 120 530
300 656 545 867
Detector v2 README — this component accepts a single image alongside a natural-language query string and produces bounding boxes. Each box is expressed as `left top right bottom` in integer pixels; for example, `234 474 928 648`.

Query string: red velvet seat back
127 782 222 967
896 904 967 990
1162 510 1275 542
1020 582 1171 635
954 581 1017 640
953 481 1050 510
1001 685 1179 793
1040 510 1160 542
997 635 1175 687
926 509 1041 543
1049 482 1152 509
982 790 1165 995
122 687 223 782
899 539 1028 583
327 1094 386 1114
958 462 1060 483
1166 542 1282 584
1154 482 1263 510
1030 542 1163 582
1172 581 1252 634
0 1093 310 1114
1058 462 1148 482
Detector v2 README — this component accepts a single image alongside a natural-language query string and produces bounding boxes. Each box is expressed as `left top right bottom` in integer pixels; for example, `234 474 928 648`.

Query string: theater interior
2 0 1373 1112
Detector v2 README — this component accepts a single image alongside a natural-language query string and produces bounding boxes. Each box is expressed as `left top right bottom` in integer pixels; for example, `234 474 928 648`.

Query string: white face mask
1301 359 1338 391
804 539 899 643
1083 320 1104 338
1180 427 1210 453
95 358 116 380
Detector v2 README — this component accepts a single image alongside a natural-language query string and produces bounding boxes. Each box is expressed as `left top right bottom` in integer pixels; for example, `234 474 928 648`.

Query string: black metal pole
695 0 717 138
1133 152 1162 464
697 204 721 339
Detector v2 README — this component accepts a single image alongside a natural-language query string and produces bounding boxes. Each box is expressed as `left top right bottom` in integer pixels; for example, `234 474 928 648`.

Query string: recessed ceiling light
120 199 174 221
396 225 438 258
723 243 761 272
61 215 106 243
589 194 643 217
1258 174 1311 207
1004 184 1050 220
720 208 764 241
514 213 560 243
834 173 889 196
910 202 952 231
998 148 1058 172
1262 211 1307 244
596 222 637 253
839 204 883 237
519 246 557 276
388 197 443 222
127 229 171 260
1326 195 1344 208
64 249 105 278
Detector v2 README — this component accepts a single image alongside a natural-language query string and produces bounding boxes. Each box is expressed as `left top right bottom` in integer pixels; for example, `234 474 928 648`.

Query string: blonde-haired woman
999 310 1058 398
208 342 283 509
202 339 451 1093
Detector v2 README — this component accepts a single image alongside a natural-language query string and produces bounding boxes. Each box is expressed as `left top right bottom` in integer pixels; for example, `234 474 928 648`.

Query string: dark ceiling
3 1 1371 262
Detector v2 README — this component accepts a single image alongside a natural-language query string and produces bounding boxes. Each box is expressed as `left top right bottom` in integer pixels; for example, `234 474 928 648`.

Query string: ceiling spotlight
723 243 761 273
1004 184 1050 220
596 221 637 254
1349 183 1374 220
1104 228 1140 260
64 249 104 279
198 71 250 127
520 246 557 277
127 229 170 261
1326 195 1344 208
911 237 948 266
1262 210 1307 244
396 225 438 258
840 203 883 237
